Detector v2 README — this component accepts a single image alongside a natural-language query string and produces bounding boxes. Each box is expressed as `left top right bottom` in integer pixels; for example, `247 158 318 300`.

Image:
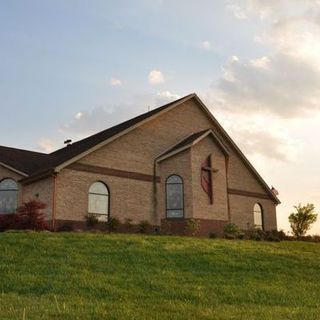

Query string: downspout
52 173 57 231
225 156 231 222
153 160 158 227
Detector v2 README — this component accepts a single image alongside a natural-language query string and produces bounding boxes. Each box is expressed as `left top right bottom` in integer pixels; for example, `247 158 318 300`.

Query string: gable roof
1 93 279 204
0 145 49 176
156 129 230 162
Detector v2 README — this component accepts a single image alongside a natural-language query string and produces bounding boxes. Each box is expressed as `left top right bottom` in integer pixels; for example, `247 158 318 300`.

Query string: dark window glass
0 179 18 214
166 175 184 218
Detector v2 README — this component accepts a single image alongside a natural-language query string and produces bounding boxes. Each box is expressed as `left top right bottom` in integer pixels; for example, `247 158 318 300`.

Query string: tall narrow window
0 179 18 214
166 175 184 218
88 182 109 220
253 203 264 230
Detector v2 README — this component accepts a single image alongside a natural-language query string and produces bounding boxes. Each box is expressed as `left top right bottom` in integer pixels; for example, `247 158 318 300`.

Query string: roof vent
64 139 72 147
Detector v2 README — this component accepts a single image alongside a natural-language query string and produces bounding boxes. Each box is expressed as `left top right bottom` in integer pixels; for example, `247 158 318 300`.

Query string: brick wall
55 168 154 224
22 176 54 220
49 98 278 232
191 137 229 221
229 194 277 230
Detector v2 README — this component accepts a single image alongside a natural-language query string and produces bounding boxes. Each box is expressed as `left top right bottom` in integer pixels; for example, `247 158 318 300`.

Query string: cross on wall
201 154 219 205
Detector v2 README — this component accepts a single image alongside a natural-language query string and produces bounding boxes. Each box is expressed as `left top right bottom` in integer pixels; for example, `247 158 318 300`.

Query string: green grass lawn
0 233 320 320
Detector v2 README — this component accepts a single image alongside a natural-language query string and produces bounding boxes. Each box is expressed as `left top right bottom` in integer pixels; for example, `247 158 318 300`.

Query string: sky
1 0 320 234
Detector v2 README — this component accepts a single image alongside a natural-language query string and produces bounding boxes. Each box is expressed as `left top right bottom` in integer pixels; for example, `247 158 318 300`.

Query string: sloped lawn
0 232 319 319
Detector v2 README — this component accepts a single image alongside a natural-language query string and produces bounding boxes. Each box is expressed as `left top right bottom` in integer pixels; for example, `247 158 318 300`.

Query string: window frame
165 174 185 219
253 202 264 230
0 178 19 214
88 181 110 221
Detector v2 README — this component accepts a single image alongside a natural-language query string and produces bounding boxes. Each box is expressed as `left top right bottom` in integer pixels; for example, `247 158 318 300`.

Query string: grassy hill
0 233 319 320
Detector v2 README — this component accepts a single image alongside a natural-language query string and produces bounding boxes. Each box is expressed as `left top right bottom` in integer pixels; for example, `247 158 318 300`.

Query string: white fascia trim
0 162 28 177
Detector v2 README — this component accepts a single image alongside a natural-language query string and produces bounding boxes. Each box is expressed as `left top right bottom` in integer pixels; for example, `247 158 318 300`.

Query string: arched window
88 182 110 220
0 178 18 214
253 203 264 230
166 175 184 218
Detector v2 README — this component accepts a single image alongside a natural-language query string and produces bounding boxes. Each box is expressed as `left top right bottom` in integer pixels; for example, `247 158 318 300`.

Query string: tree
289 203 317 237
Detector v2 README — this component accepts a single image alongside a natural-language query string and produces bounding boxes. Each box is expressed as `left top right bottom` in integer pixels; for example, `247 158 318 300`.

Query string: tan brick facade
0 164 54 220
191 137 229 221
22 177 54 220
1 97 278 235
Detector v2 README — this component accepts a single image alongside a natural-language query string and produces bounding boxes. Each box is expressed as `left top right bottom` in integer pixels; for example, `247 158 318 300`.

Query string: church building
0 94 280 235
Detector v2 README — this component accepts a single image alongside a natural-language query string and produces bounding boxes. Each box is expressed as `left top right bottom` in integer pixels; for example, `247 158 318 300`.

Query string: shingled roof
0 145 49 175
156 129 229 162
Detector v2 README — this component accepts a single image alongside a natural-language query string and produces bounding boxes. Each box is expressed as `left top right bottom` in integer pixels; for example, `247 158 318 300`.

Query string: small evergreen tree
289 203 317 237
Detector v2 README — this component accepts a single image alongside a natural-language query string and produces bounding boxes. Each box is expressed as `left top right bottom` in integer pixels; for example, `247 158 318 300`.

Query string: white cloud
210 1 320 119
37 139 58 153
212 53 320 118
75 112 83 120
228 120 299 161
200 40 211 50
208 107 300 162
156 91 181 105
148 70 165 85
110 78 123 86
156 91 180 100
226 3 248 19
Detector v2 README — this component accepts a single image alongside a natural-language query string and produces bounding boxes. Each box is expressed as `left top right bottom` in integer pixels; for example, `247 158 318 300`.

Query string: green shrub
139 220 151 234
185 219 200 236
224 223 241 239
108 217 120 232
85 213 99 227
247 228 265 241
209 232 216 239
312 235 320 242
276 230 287 241
264 230 281 242
246 229 285 242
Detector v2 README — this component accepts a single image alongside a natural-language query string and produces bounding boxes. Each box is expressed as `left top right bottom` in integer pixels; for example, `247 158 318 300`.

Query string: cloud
110 78 123 86
75 112 83 120
148 70 165 85
229 0 312 20
226 3 248 19
210 1 320 119
200 40 211 50
211 53 320 118
208 108 300 162
155 91 181 106
229 126 298 161
37 139 59 153
61 106 129 139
